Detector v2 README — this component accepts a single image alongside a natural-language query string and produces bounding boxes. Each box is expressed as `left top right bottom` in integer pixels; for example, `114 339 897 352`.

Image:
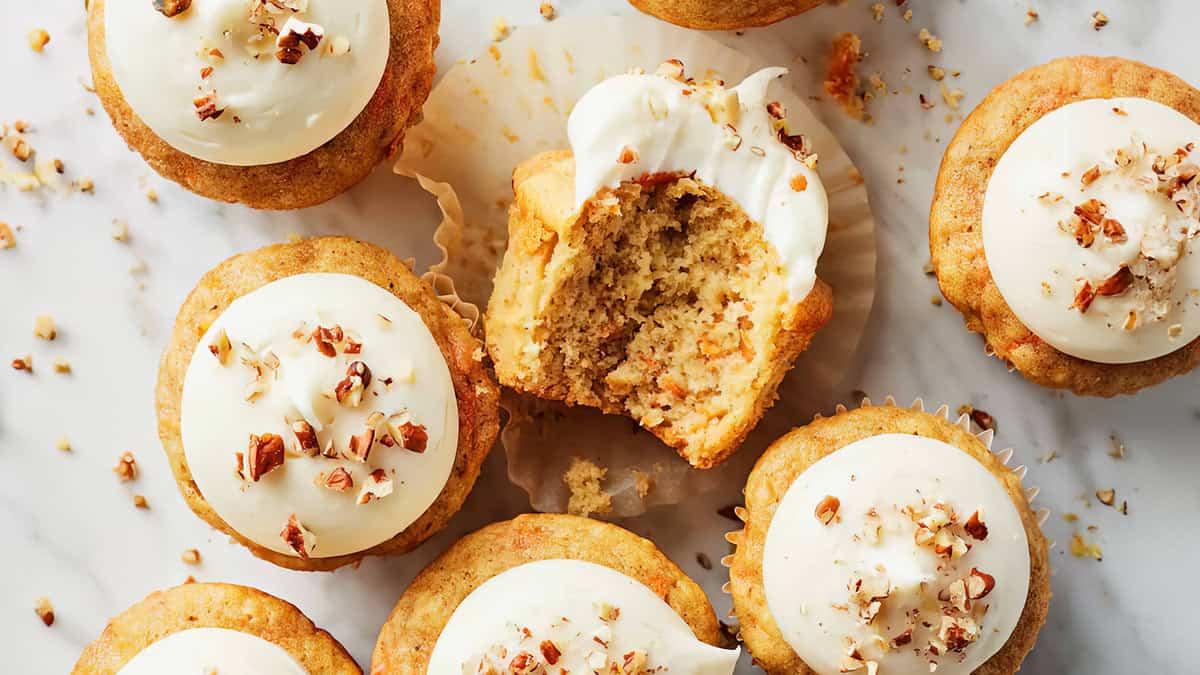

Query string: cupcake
729 402 1050 674
931 56 1200 395
371 514 739 673
628 0 822 30
86 0 438 210
485 62 833 469
155 237 500 571
73 582 359 674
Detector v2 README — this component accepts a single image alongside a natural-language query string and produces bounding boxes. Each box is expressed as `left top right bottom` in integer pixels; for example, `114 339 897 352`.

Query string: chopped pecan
291 420 319 456
1096 266 1134 296
193 92 224 121
966 567 995 599
247 433 285 481
280 514 315 559
814 495 840 525
964 509 988 540
386 415 428 452
335 361 372 406
539 640 562 665
311 325 343 357
323 467 354 492
153 0 192 17
1071 279 1096 313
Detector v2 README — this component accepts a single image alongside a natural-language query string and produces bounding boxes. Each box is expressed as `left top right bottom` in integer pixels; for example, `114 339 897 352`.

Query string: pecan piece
153 0 191 17
335 361 372 406
357 468 394 504
964 509 988 540
814 495 840 525
386 415 428 452
323 467 354 492
291 420 319 456
193 92 224 121
966 567 996 599
1071 279 1096 313
247 433 285 481
280 514 315 559
1096 266 1134 296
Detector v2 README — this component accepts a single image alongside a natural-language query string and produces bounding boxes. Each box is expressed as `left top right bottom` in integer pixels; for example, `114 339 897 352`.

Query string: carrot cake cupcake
73 582 359 674
485 62 833 469
156 237 500 571
87 0 438 209
729 403 1050 675
628 0 822 30
372 513 739 673
931 56 1200 395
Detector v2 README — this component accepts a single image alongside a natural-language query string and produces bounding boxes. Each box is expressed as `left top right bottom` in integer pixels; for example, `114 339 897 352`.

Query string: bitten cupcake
87 0 438 209
729 402 1050 675
628 0 822 30
931 56 1200 395
372 514 739 673
485 62 833 469
156 237 500 571
73 582 359 674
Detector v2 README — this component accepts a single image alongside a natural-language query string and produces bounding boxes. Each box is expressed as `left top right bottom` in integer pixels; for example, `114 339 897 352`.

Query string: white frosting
763 434 1030 675
117 627 308 675
567 66 829 302
104 0 390 166
983 97 1200 363
181 273 458 559
427 559 739 674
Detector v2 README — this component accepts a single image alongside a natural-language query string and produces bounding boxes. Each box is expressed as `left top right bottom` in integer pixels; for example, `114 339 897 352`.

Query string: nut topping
193 92 225 121
247 433 285 481
335 361 372 406
386 417 428 453
280 514 315 559
966 568 995 599
963 509 988 540
815 495 841 525
1071 279 1096 313
208 328 232 365
276 17 324 64
539 640 562 665
153 0 192 18
1096 266 1134 296
323 467 354 492
291 419 319 456
357 468 393 504
347 424 376 462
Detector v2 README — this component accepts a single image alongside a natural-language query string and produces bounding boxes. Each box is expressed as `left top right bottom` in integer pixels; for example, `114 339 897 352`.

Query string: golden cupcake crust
729 404 1051 675
371 513 726 673
930 55 1200 396
628 0 822 30
155 236 501 571
72 582 360 674
86 0 438 210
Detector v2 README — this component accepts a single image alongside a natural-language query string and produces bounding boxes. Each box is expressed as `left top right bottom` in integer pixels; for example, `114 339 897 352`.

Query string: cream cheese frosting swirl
983 97 1200 363
104 0 390 166
428 559 739 674
567 64 829 303
762 434 1030 675
116 627 308 675
181 273 458 559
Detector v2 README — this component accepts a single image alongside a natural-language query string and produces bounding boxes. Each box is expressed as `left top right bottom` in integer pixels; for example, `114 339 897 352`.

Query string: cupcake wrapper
720 394 1054 608
395 15 878 516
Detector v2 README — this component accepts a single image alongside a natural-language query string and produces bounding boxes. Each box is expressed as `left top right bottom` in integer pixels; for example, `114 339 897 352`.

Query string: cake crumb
940 83 965 111
539 2 556 20
563 457 612 517
1070 533 1102 560
33 315 57 340
0 223 15 249
133 494 149 509
491 17 511 42
114 452 138 482
55 436 71 452
870 3 884 22
181 549 201 565
34 597 54 626
902 9 913 22
1025 8 1040 24
27 29 50 52
1089 10 1109 30
52 359 71 374
632 469 653 498
918 28 942 52
927 65 945 81
930 294 942 306
823 33 868 121
112 220 129 242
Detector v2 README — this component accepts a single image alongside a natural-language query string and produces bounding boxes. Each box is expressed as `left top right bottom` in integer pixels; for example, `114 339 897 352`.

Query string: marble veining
1 1 1196 673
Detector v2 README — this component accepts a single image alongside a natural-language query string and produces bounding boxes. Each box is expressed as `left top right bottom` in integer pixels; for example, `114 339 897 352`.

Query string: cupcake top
180 272 458 560
104 0 390 166
762 433 1030 675
428 559 739 674
116 627 308 675
983 97 1200 363
567 61 829 302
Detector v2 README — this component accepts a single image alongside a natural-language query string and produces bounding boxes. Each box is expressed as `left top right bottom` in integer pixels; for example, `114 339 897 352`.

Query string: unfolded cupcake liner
718 394 1053 609
395 15 878 516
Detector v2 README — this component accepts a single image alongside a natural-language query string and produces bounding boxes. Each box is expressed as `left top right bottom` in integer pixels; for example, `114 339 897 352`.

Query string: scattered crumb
33 315 57 340
133 494 149 509
918 28 942 52
1025 8 1039 25
76 176 94 193
823 33 868 121
111 219 129 241
34 597 54 626
1095 488 1115 506
181 549 201 565
52 359 71 374
696 552 713 570
1118 500 1128 515
632 469 653 499
539 2 556 20
930 294 942 306
145 188 158 203
55 436 71 452
870 3 884 22
902 9 913 22
940 83 965 111
922 260 935 275
563 457 612 517
27 29 50 52
113 451 138 482
1070 532 1103 561
957 404 996 432
0 222 15 249
1062 512 1079 522
491 16 511 41
1089 10 1108 30
868 72 887 93
1107 434 1125 459
927 65 945 81
1039 450 1058 463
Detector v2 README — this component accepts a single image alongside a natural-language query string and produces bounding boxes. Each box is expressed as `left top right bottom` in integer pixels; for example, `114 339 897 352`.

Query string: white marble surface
2 1 1197 673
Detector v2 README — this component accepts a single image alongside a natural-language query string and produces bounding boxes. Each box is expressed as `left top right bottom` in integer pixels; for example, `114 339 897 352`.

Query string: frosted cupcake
485 61 833 469
86 0 438 209
931 56 1200 395
155 237 499 571
629 0 822 30
372 514 738 673
73 582 359 674
729 403 1050 674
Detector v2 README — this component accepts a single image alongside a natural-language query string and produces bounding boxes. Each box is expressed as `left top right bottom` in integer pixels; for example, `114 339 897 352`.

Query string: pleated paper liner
395 15 877 515
719 394 1054 609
